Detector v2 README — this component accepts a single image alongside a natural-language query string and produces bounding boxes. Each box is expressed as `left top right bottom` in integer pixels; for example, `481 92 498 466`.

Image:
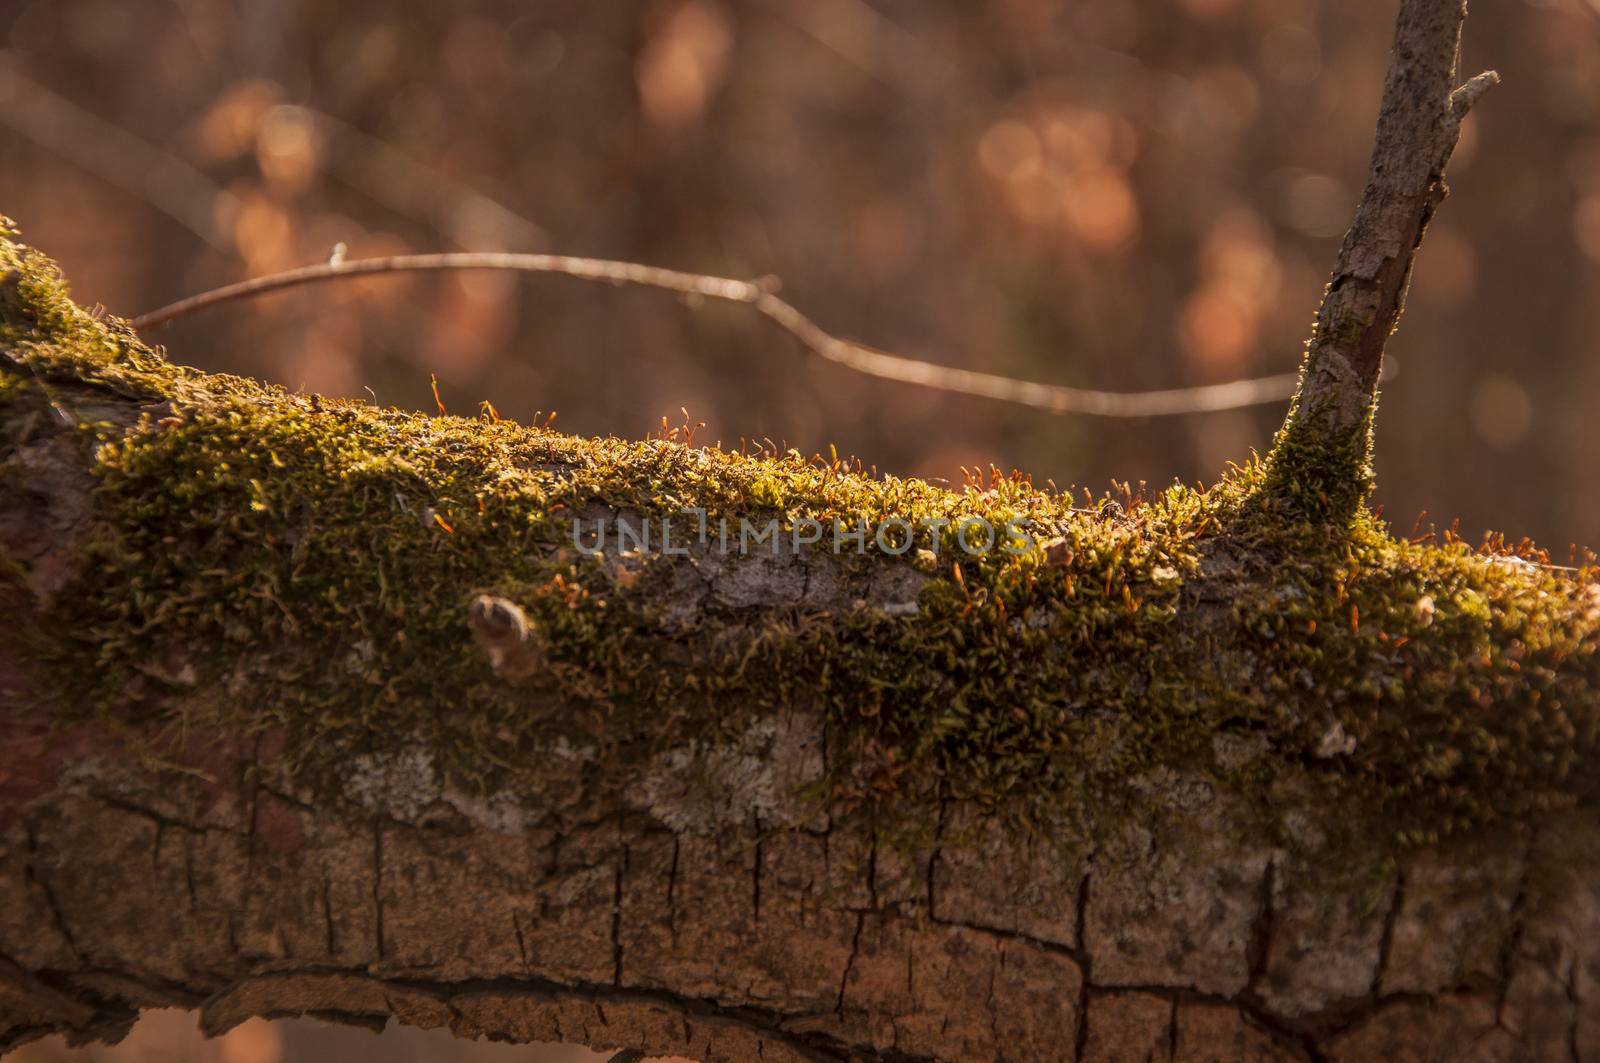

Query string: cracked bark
3 559 1595 1061
3 3 1599 1061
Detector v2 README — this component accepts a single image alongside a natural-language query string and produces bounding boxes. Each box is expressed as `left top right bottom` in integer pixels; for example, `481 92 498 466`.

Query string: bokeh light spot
1469 373 1534 450
636 1 734 131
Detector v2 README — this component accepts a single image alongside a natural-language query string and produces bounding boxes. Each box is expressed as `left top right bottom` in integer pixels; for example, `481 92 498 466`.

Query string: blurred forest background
2 0 1599 1057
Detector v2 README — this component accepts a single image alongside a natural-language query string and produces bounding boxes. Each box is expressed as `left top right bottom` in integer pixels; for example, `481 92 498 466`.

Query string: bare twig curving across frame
130 252 1311 419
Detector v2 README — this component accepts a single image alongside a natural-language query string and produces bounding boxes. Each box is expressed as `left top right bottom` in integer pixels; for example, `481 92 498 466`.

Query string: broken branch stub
468 594 543 681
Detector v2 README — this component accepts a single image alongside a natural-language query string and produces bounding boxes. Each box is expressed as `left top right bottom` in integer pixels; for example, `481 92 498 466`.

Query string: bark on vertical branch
1264 0 1497 517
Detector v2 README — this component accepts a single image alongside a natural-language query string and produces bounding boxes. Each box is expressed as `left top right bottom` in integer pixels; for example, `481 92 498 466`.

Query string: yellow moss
4 224 1600 851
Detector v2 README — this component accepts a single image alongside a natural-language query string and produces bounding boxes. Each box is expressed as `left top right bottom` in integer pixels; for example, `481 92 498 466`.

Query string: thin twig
1265 0 1497 511
130 252 1308 418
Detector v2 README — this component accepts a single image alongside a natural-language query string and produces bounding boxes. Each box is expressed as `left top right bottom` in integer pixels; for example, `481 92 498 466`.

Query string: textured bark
1265 0 1497 514
2 712 1598 1061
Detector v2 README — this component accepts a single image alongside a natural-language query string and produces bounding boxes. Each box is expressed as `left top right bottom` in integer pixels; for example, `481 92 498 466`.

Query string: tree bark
1262 0 1496 519
4 720 1599 1063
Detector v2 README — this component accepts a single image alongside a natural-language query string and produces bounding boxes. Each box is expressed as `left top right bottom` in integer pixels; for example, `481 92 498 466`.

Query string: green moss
1251 291 1387 523
1254 377 1376 526
0 224 173 395
4 227 1600 851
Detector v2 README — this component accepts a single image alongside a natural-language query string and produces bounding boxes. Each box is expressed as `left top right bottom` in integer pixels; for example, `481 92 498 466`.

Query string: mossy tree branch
1263 0 1497 520
3 218 1600 1061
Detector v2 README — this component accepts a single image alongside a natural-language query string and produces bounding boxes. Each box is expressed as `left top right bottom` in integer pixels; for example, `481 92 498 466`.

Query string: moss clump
1252 346 1378 527
0 223 173 396
1257 410 1374 526
1253 300 1392 524
4 228 1600 850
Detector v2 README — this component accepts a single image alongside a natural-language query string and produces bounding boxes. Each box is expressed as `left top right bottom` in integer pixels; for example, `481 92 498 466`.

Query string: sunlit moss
4 225 1599 852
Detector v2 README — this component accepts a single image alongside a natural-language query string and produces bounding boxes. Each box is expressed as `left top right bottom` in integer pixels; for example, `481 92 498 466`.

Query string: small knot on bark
468 594 542 680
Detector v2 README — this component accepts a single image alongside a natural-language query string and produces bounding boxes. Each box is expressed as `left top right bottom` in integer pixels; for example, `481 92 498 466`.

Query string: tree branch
4 224 1600 1062
130 251 1309 418
1262 0 1497 518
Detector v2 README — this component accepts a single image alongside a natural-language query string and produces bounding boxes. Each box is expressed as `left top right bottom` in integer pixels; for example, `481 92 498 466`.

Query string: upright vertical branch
1262 0 1497 520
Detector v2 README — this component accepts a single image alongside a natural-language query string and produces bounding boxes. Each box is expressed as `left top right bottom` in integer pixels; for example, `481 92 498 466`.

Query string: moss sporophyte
3 223 1599 854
